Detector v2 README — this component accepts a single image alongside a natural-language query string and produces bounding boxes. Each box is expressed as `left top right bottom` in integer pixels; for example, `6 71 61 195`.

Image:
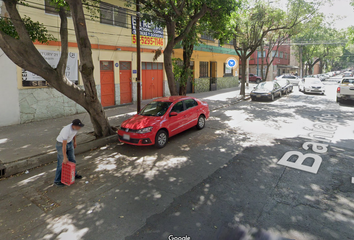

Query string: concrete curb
3 135 118 177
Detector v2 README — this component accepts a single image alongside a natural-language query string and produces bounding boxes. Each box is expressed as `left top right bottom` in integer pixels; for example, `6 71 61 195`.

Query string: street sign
133 70 137 74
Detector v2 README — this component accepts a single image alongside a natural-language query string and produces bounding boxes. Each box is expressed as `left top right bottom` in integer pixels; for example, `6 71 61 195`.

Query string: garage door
100 61 115 107
119 61 132 104
142 62 163 100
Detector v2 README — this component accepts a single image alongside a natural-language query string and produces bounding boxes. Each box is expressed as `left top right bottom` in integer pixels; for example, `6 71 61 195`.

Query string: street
1 79 354 240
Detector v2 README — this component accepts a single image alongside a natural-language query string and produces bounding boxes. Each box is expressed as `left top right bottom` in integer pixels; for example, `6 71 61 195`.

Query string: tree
0 0 114 137
294 20 343 75
173 1 237 96
231 0 319 97
139 0 237 96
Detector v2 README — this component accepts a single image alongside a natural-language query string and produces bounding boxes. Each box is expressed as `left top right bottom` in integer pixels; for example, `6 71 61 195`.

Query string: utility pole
136 0 141 113
299 45 303 78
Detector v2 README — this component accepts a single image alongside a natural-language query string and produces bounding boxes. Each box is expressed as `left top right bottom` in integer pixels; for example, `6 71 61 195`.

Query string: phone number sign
131 16 164 46
132 35 163 47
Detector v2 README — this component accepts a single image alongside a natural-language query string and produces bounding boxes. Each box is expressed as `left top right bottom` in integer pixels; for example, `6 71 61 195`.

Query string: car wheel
271 94 275 101
336 97 341 103
155 130 168 148
251 97 256 101
256 79 261 83
279 91 282 98
196 115 206 130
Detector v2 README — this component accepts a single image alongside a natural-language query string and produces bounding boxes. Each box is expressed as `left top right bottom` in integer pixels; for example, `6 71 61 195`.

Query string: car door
183 99 199 129
168 101 187 136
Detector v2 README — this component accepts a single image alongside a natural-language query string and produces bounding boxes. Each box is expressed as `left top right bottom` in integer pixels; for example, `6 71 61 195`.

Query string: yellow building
1 0 168 125
173 36 239 93
0 1 239 126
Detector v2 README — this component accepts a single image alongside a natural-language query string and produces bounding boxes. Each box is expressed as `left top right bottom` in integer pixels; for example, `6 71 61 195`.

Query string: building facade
0 0 169 126
240 43 298 81
0 1 240 127
173 37 239 93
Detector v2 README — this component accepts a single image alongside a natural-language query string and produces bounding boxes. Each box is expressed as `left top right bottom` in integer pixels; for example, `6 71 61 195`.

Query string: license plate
256 95 261 98
123 134 130 140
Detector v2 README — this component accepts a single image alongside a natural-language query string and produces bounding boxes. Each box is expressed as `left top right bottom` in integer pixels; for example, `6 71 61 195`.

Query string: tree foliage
0 0 113 137
230 0 315 97
138 0 238 96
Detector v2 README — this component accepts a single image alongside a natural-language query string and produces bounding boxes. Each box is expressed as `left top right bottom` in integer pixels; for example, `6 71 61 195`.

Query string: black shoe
75 174 83 179
54 182 65 187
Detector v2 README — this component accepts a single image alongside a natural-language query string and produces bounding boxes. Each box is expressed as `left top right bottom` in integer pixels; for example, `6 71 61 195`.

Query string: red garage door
100 61 115 107
142 62 163 100
119 61 132 104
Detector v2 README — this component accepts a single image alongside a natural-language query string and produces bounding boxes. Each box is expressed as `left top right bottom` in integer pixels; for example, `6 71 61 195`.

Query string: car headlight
136 127 153 134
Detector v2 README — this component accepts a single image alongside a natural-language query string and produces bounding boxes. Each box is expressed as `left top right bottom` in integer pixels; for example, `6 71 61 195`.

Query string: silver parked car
275 75 300 86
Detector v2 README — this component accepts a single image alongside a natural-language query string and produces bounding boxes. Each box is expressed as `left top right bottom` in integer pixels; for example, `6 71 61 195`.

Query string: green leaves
0 16 56 43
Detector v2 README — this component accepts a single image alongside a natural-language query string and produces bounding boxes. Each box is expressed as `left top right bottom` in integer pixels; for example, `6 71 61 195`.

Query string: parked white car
298 78 325 94
275 75 300 85
337 77 354 103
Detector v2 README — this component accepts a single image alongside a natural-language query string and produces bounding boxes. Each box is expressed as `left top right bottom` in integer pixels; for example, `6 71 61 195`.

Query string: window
44 0 71 16
224 63 233 76
201 34 214 41
184 99 198 110
257 51 266 57
279 52 283 58
100 61 113 71
171 101 184 113
100 2 127 28
199 62 208 78
271 51 278 57
285 53 288 59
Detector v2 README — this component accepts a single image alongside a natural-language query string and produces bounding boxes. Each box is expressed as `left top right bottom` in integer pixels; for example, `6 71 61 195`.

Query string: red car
117 96 210 148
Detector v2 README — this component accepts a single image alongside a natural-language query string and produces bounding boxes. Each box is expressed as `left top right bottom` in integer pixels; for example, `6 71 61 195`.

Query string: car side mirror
170 112 178 117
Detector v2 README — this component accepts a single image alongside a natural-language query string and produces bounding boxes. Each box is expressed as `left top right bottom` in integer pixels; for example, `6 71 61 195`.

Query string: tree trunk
240 54 247 97
319 60 323 74
68 0 114 137
164 22 178 96
179 35 194 96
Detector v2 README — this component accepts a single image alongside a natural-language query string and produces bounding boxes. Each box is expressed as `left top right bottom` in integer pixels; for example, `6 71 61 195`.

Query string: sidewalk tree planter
0 0 114 137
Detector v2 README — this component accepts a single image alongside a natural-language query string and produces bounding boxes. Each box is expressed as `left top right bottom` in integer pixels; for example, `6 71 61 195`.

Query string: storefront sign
22 50 78 82
131 16 164 47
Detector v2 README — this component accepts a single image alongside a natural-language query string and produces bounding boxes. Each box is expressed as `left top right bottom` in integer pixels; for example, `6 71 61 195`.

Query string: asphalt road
1 78 353 240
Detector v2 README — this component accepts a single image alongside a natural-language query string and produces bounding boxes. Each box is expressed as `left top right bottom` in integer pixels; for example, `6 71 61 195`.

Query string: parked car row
250 79 293 101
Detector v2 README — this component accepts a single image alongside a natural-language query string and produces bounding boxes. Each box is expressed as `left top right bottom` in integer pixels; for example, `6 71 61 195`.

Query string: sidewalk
0 85 251 176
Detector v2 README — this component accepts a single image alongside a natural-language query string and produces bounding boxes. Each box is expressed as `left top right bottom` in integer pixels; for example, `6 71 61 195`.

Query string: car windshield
139 101 172 116
306 79 321 84
277 80 288 87
255 82 273 91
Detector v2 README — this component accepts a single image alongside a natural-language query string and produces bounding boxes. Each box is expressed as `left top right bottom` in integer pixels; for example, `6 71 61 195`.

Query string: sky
275 0 354 30
320 0 354 30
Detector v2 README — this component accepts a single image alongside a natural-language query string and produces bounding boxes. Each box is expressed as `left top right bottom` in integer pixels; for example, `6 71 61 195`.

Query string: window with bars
120 62 131 70
100 2 127 28
199 62 208 78
201 34 214 41
142 62 163 70
44 0 71 16
100 61 113 71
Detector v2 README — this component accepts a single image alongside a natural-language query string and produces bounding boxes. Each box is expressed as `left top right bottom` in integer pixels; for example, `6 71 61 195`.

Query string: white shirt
56 124 78 143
